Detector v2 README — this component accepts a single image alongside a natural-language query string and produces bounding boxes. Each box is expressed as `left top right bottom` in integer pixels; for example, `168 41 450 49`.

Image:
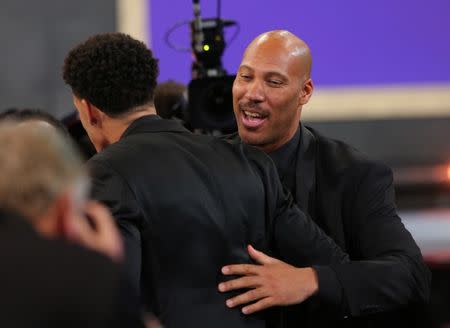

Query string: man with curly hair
62 33 350 328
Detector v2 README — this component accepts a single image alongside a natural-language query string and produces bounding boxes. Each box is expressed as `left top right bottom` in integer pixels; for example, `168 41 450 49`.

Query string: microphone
192 0 204 53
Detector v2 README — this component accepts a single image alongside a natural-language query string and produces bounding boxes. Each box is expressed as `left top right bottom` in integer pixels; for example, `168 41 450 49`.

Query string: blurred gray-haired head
0 120 88 221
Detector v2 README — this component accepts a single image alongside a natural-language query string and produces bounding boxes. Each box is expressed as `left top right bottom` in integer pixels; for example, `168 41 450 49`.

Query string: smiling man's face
232 31 313 153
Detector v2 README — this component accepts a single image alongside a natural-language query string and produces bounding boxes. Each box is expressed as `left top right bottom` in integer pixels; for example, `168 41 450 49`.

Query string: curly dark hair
62 33 159 116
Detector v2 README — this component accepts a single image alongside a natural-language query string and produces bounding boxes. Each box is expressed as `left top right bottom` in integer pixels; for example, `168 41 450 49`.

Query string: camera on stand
187 0 237 133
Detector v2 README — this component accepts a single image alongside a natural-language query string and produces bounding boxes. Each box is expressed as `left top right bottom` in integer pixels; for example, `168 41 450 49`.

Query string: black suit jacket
227 124 431 327
0 210 128 328
88 116 349 328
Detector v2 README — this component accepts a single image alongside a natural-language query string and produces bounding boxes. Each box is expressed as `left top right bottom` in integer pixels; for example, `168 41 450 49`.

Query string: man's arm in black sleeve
327 162 431 317
88 158 144 299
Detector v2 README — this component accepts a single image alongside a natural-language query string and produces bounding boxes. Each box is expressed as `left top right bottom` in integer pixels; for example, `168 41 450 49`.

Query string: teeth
244 111 262 118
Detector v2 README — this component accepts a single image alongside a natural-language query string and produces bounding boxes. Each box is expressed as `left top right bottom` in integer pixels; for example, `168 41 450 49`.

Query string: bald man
220 30 431 327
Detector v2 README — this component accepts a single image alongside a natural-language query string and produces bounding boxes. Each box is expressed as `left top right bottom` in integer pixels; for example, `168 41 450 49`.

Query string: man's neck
102 106 157 146
258 125 300 153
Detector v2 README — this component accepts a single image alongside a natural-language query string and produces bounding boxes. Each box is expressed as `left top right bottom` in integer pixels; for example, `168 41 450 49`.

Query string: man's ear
299 78 314 105
80 99 103 128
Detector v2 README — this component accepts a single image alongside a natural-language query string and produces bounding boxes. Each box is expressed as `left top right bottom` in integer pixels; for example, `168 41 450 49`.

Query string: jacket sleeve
88 158 144 299
321 162 431 318
254 152 350 267
271 188 350 268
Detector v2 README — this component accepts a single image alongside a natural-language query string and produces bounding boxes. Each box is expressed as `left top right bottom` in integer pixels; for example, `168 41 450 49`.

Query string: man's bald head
245 30 312 80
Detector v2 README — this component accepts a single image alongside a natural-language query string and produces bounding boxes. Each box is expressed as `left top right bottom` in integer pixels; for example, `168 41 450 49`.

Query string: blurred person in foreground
0 107 97 160
220 30 431 327
0 107 68 134
0 120 138 327
62 32 350 328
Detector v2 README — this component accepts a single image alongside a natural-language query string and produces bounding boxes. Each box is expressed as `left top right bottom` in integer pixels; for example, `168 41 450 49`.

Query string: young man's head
233 30 314 153
0 121 88 239
63 33 159 151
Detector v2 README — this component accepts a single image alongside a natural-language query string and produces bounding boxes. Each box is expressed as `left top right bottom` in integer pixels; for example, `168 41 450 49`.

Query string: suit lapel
295 124 317 219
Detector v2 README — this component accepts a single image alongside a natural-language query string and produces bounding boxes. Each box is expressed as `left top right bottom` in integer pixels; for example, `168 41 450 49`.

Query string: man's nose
245 80 265 102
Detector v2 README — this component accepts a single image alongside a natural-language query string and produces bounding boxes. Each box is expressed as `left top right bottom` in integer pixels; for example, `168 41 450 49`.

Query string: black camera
188 2 237 132
188 75 236 132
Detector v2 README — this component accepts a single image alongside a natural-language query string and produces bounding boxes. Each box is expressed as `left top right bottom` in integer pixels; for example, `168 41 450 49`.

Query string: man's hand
70 201 124 262
218 245 318 315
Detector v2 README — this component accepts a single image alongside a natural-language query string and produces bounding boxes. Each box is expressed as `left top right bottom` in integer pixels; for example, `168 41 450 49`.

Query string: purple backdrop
150 0 450 86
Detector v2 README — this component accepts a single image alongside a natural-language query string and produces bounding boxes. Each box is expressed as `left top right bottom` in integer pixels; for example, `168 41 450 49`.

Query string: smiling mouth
241 110 267 129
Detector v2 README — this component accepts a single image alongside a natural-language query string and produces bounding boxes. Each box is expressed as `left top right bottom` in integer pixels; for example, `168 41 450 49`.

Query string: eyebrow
238 65 288 79
238 65 254 72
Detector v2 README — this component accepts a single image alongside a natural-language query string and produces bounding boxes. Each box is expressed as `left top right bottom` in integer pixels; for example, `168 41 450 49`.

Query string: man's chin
239 130 267 148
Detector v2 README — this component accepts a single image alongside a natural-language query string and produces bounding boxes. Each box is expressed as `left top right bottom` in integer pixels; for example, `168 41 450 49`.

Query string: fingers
219 248 305 315
71 209 95 246
221 263 260 276
221 246 278 275
225 288 268 309
218 276 260 292
242 297 275 315
84 201 115 230
247 245 276 265
74 200 123 262
86 201 124 262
